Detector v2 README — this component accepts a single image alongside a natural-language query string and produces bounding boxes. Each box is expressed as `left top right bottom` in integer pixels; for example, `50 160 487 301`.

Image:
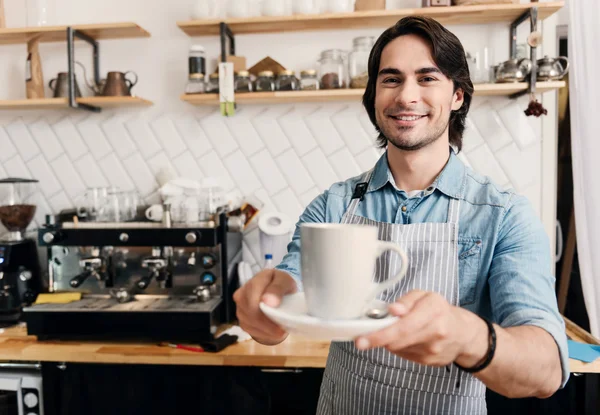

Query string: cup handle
370 241 409 299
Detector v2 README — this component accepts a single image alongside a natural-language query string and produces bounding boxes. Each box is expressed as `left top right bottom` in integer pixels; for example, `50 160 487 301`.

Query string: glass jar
188 45 206 76
318 49 347 89
276 70 299 91
185 73 205 94
300 69 320 91
206 73 220 94
349 36 374 89
254 71 275 92
185 45 206 94
235 70 253 93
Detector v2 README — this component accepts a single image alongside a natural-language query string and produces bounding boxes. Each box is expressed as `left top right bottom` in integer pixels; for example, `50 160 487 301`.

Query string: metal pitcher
102 71 138 97
48 72 83 98
76 61 138 96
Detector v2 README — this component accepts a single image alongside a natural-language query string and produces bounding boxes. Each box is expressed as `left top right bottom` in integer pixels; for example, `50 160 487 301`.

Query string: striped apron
316 170 487 414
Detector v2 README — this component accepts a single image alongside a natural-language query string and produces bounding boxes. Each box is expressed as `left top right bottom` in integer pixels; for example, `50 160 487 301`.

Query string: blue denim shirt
276 148 570 387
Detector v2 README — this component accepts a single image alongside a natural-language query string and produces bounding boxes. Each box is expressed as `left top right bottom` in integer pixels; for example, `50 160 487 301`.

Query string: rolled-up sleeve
275 190 329 291
488 194 570 387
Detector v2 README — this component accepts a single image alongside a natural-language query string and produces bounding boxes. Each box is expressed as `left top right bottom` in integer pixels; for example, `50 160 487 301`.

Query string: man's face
374 34 464 151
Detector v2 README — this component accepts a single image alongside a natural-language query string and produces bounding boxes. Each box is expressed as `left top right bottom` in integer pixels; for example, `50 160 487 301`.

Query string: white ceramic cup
145 204 163 222
300 223 409 320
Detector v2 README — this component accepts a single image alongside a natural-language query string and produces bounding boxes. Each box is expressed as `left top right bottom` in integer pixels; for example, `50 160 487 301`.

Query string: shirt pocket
458 237 482 306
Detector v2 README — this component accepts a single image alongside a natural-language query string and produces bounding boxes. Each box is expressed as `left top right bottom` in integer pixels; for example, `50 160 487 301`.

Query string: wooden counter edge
1 321 600 374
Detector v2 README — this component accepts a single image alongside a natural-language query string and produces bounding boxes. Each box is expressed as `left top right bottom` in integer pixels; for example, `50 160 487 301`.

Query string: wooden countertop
0 319 598 373
0 325 329 368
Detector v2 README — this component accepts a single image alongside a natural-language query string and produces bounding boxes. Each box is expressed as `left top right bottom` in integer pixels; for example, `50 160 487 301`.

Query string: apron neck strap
344 170 373 223
447 198 461 225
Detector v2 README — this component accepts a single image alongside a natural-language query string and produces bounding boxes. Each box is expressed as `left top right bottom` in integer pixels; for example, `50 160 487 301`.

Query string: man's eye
383 78 399 84
421 77 436 82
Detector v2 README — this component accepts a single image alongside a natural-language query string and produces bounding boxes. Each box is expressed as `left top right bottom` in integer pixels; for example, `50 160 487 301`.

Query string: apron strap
344 170 373 224
447 197 461 225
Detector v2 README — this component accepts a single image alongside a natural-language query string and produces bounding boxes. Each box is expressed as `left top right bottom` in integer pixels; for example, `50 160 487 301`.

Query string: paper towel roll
258 211 293 267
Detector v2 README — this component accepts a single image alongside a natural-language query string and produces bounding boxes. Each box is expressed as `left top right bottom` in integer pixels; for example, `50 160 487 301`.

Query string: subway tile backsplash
0 96 542 235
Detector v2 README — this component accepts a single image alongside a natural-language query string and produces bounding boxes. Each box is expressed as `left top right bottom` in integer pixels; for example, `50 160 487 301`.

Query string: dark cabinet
41 362 323 415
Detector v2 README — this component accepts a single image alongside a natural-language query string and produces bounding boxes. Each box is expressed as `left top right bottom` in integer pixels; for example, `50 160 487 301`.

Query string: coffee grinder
0 178 42 324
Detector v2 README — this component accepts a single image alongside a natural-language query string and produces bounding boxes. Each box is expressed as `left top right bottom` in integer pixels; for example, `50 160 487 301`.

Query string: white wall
0 0 561 268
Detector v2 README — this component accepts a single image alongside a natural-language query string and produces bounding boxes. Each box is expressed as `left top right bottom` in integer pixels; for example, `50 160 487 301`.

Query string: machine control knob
185 232 197 244
119 233 129 242
19 270 32 281
42 232 55 243
200 272 216 286
201 254 217 269
23 392 38 408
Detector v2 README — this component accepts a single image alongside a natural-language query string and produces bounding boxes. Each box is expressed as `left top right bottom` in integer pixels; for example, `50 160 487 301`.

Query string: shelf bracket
66 27 101 112
220 23 235 63
508 6 539 100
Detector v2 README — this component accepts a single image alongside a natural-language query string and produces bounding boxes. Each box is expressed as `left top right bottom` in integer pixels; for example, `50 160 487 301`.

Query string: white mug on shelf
324 0 356 13
293 0 321 14
227 0 250 18
191 0 221 19
262 0 289 16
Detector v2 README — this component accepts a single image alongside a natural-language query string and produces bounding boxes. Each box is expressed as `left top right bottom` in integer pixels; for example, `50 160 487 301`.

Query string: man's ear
452 88 464 111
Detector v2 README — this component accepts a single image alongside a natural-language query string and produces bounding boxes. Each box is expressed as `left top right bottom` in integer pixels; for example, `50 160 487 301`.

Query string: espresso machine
23 209 238 343
0 178 43 325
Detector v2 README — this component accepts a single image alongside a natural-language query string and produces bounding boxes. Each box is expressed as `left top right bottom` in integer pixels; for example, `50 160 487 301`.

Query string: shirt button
427 186 434 192
401 206 407 212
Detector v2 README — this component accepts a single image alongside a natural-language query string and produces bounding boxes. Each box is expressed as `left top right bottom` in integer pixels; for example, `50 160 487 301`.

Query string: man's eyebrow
378 67 402 76
378 67 442 76
415 67 442 75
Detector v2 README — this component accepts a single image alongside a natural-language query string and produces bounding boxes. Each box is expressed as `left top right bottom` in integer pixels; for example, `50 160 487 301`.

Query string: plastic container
349 36 375 89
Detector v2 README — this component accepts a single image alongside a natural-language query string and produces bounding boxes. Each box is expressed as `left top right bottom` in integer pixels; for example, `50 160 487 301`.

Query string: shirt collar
367 147 465 199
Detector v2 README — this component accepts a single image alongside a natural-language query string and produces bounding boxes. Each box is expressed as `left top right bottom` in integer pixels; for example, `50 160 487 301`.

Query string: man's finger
261 271 298 307
236 308 286 338
356 293 440 350
389 290 429 316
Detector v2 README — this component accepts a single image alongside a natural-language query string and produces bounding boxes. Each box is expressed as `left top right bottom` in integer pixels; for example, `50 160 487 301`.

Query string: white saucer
259 292 398 341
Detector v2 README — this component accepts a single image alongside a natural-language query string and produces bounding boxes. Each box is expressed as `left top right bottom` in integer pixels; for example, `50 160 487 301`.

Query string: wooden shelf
0 96 153 110
177 2 563 37
180 81 565 106
0 22 150 45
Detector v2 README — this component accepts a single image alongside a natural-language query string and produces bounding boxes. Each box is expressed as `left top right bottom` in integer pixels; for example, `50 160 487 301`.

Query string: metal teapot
75 61 138 97
536 56 569 81
495 58 532 83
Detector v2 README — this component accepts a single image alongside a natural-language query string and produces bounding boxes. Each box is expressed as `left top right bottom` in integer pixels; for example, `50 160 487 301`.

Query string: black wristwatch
454 316 497 373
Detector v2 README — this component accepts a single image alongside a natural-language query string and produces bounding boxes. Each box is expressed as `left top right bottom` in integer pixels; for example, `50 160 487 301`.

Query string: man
233 16 569 414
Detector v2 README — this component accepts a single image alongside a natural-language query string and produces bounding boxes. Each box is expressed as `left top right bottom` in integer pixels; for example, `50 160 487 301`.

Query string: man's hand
233 269 298 346
355 290 489 368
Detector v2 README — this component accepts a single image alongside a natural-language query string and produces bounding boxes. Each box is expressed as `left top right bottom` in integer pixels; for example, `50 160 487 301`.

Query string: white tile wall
0 97 544 232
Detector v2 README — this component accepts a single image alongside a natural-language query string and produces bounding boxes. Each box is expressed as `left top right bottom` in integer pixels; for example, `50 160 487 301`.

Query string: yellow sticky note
34 292 82 305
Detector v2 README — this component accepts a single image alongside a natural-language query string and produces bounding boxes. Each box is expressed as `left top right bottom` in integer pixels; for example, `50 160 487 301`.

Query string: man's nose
394 79 420 106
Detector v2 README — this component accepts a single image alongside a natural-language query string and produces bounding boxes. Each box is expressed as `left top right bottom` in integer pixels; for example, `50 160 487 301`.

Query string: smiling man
233 16 569 414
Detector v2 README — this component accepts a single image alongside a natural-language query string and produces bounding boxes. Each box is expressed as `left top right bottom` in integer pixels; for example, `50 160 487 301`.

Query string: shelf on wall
180 81 566 105
0 22 150 45
177 2 564 37
0 96 154 110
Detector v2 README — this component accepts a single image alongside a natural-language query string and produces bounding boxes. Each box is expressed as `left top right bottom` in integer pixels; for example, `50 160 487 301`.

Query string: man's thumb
261 272 297 307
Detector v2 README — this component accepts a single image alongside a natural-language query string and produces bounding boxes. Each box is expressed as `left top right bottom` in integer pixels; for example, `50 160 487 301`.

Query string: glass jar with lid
317 49 348 89
300 69 320 91
206 72 220 94
235 70 253 93
254 71 275 92
185 44 207 94
276 70 299 91
349 36 374 89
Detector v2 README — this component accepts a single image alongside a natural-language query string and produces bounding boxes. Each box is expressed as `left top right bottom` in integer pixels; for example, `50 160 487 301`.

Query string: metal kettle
495 58 532 83
75 61 138 97
536 56 569 81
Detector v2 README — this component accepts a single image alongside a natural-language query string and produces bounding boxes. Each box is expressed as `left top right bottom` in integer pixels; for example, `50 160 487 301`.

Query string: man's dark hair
362 16 474 153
